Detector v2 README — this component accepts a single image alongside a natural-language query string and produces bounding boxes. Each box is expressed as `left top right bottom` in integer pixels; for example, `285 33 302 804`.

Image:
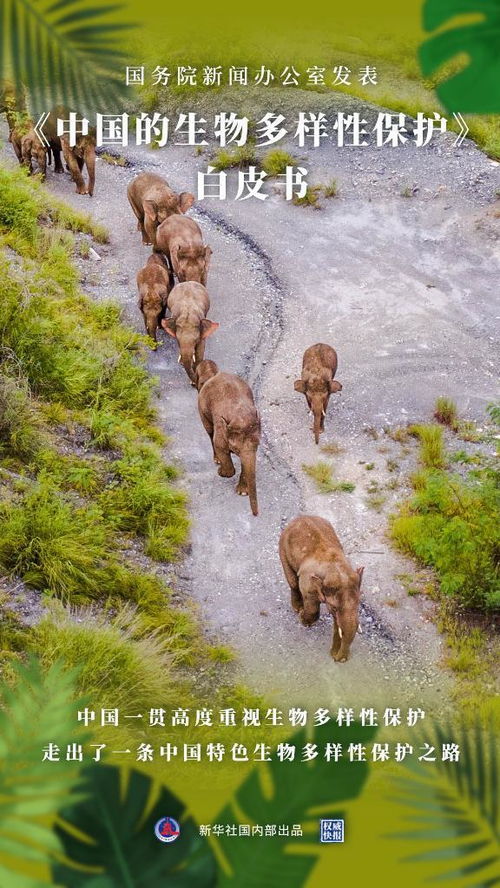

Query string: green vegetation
434 396 458 427
261 149 296 176
322 179 338 198
100 151 127 167
0 163 250 733
210 143 257 170
408 423 446 469
302 461 355 493
390 412 499 612
293 185 322 208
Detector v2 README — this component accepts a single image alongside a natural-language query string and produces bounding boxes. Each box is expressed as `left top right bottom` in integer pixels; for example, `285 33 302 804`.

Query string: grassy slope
388 407 499 719
0 163 258 741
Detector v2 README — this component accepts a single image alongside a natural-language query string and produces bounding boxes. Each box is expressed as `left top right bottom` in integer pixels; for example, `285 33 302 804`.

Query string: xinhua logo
155 816 180 843
320 819 344 843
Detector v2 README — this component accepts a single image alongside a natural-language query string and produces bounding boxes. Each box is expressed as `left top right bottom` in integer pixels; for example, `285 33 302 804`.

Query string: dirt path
3 105 498 711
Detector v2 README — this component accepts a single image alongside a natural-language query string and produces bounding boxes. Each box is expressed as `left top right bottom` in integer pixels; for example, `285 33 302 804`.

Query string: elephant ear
179 191 195 213
161 317 177 337
294 379 306 393
143 199 158 222
200 319 219 339
330 379 342 393
204 246 212 266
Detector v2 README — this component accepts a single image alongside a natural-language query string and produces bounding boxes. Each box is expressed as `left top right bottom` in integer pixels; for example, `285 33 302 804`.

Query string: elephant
294 343 342 444
21 127 48 179
43 108 96 195
0 81 28 163
161 282 218 382
136 254 172 345
195 360 261 516
279 515 364 662
156 215 212 286
127 172 195 247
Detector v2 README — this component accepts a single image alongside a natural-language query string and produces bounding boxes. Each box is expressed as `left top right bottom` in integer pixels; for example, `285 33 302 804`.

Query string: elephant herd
1 88 96 196
128 172 364 662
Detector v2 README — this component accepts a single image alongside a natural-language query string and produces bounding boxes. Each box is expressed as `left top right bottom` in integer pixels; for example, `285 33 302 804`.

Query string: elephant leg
213 424 234 478
199 412 217 460
85 146 96 196
52 146 64 173
282 561 302 612
64 146 87 194
236 461 247 496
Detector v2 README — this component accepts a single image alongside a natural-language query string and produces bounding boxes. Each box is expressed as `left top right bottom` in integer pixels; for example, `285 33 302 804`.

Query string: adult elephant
44 107 96 195
0 80 29 163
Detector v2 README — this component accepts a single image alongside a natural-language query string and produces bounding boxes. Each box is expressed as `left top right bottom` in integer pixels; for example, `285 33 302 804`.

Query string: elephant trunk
242 445 258 516
313 408 322 445
334 609 359 662
179 343 196 382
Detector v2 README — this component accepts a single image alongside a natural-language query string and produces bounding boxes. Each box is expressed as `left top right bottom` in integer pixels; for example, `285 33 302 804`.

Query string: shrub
30 605 184 712
409 424 446 469
434 396 458 427
261 149 296 176
390 470 499 610
302 461 355 493
0 374 41 460
211 144 257 170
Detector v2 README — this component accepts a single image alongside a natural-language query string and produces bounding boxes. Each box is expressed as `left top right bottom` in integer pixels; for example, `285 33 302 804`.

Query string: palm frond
389 718 500 886
0 659 86 887
1 0 135 114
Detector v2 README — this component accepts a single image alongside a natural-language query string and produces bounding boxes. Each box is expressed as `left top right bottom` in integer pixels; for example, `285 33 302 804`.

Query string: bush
0 374 41 460
30 605 184 712
0 482 112 600
434 396 458 427
409 424 446 469
390 469 499 610
261 149 296 176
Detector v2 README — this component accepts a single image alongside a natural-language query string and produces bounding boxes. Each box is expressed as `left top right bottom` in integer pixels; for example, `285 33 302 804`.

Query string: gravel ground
2 92 498 713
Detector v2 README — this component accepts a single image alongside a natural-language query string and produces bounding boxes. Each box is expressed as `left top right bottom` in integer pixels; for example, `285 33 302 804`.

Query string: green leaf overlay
53 765 217 887
214 719 377 887
0 0 134 113
0 659 85 888
389 719 500 886
419 0 500 113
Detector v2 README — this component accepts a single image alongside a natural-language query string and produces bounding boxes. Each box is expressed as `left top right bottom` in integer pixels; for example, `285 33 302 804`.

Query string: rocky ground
1 91 498 712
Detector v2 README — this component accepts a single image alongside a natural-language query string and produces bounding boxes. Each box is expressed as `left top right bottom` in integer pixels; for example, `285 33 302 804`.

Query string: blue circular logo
155 816 180 843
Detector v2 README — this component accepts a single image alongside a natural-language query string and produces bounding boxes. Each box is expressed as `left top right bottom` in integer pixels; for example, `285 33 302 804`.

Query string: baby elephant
294 344 342 444
195 360 261 516
279 515 364 662
156 215 212 286
21 128 48 179
162 282 218 382
127 172 195 247
136 254 171 346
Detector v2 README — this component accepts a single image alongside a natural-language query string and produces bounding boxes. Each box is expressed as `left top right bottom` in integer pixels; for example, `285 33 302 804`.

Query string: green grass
302 461 355 493
0 162 259 730
210 143 257 170
434 396 458 428
100 152 127 167
292 185 322 208
29 604 186 713
260 149 296 176
390 415 499 612
408 424 446 469
322 179 338 198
